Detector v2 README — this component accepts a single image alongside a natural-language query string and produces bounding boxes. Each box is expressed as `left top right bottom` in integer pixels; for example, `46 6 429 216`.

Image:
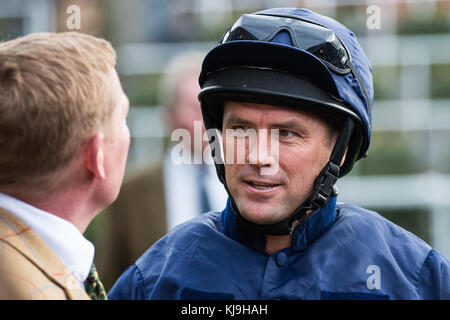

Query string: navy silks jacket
109 197 450 300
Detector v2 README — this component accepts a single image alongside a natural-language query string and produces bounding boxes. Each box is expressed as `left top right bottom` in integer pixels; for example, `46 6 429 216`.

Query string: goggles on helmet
219 13 369 109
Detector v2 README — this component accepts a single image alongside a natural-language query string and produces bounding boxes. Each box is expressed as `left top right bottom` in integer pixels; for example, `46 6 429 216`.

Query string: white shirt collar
0 192 94 286
163 149 228 231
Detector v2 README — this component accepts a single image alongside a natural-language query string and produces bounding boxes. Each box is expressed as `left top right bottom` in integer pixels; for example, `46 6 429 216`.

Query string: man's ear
85 133 106 179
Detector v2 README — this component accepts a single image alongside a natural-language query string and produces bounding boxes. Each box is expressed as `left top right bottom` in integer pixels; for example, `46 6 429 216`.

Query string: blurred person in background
0 32 129 300
98 51 228 291
109 8 449 300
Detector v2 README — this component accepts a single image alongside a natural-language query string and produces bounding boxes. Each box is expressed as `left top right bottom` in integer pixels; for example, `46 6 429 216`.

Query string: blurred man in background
98 51 228 290
0 32 129 299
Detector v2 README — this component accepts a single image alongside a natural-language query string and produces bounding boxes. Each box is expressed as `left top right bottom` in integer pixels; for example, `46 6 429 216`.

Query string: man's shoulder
109 211 225 300
335 202 432 255
172 211 222 231
135 211 223 265
0 206 21 237
331 203 450 299
0 239 70 299
336 202 390 227
143 211 222 250
0 208 87 299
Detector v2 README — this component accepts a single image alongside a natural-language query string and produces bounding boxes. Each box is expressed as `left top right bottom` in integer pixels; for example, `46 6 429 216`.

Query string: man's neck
0 187 97 234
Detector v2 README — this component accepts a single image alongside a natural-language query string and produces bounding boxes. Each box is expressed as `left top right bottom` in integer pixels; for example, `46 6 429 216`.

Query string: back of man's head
0 32 117 191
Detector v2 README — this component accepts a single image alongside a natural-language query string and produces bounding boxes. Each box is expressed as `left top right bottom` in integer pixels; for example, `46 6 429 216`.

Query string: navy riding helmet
198 8 374 235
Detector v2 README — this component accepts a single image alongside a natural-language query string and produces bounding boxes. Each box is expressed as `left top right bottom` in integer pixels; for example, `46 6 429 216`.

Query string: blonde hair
0 32 116 187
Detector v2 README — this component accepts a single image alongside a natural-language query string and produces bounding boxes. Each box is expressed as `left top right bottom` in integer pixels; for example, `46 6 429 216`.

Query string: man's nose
247 129 275 167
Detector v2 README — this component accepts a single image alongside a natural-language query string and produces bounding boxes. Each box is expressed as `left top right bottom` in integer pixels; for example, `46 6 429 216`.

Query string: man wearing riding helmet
109 8 449 300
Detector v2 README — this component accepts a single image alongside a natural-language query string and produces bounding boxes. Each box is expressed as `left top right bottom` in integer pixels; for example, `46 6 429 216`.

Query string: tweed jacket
0 207 90 300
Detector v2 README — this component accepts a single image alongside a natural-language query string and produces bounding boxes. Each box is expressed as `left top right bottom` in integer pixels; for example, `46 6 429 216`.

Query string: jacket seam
134 264 148 299
416 249 433 298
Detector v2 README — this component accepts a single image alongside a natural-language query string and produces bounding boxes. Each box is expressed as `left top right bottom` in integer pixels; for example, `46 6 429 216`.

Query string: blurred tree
431 64 450 98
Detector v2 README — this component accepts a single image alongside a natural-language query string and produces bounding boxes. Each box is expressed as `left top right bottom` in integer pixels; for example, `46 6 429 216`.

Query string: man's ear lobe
85 133 106 179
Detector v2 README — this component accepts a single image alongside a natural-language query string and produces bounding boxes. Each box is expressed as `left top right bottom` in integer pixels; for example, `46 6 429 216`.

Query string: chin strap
234 117 355 236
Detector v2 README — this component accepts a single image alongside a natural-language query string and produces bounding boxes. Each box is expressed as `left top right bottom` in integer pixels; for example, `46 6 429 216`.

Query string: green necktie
84 263 107 300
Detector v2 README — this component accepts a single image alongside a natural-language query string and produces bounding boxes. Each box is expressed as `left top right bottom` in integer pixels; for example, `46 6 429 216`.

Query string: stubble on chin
237 201 287 225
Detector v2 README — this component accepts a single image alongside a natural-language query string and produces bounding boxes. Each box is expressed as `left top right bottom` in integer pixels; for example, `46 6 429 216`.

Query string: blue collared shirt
109 197 449 300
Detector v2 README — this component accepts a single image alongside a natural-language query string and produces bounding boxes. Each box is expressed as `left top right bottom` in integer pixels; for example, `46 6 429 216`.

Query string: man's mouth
245 180 281 190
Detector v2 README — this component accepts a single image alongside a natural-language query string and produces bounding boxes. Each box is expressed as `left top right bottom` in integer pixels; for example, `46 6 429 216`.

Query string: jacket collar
221 196 337 253
0 207 90 299
0 192 94 286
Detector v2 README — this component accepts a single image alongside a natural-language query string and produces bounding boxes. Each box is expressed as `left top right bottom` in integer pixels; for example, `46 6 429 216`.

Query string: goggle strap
348 63 370 111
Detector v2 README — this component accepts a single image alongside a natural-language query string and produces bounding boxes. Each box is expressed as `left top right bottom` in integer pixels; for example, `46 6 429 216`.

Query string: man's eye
279 129 295 138
233 126 250 131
